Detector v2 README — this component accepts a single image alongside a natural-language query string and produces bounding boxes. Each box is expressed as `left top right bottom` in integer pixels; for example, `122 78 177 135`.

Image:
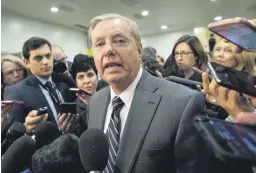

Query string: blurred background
1 0 256 61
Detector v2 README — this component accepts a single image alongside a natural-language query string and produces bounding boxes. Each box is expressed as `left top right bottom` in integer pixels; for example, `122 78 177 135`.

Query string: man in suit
87 14 214 173
4 37 79 134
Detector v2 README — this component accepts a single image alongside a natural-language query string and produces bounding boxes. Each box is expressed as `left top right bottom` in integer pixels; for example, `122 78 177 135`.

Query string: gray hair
88 13 141 44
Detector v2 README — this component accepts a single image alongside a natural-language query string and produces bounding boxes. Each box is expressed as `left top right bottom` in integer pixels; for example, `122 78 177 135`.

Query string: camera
53 60 67 74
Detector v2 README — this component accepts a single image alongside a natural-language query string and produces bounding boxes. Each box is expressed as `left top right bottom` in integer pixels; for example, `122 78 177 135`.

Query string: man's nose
42 57 50 64
103 43 115 58
13 70 19 77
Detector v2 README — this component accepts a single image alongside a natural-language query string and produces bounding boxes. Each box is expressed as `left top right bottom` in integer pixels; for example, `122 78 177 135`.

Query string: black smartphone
207 62 256 97
208 17 256 52
36 107 48 116
59 102 76 114
194 116 256 164
69 88 92 96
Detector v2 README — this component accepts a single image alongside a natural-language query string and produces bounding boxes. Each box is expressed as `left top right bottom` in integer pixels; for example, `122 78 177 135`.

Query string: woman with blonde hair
235 51 256 75
1 54 29 99
212 38 255 75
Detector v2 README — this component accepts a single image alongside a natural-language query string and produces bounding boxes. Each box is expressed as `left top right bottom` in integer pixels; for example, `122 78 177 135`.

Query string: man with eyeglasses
52 45 71 75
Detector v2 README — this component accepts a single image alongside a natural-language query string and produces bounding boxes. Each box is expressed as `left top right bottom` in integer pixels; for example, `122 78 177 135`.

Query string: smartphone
194 116 256 164
208 17 256 52
2 100 24 105
207 62 256 97
191 67 213 79
69 88 92 96
59 102 76 114
36 107 48 116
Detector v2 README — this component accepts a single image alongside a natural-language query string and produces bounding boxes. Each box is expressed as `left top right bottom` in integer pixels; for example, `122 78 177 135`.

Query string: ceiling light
214 16 222 21
51 7 59 12
210 0 218 2
161 25 167 30
141 10 149 16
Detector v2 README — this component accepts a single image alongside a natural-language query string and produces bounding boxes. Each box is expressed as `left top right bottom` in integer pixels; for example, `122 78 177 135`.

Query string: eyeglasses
174 51 194 58
4 67 23 76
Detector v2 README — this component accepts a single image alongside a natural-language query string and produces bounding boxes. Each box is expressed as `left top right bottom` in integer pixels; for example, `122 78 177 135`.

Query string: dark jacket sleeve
74 99 88 137
174 92 209 173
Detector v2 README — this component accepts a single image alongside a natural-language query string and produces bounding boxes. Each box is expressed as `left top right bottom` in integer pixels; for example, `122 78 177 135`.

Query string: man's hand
1 102 14 131
236 112 256 125
58 113 80 134
202 73 254 117
24 110 48 133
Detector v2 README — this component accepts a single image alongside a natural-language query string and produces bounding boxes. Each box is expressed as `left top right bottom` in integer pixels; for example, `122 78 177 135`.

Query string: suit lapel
115 71 161 173
26 75 56 122
88 87 110 130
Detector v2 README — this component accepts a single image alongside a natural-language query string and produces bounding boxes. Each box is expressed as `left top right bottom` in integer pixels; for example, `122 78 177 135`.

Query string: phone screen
205 119 256 157
210 23 256 50
59 103 77 114
208 62 256 97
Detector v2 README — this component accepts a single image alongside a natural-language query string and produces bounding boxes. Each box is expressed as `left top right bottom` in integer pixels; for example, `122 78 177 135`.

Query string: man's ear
137 43 143 58
23 59 30 69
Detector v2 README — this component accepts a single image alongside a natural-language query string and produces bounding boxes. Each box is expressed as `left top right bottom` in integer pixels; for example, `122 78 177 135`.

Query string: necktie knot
45 81 53 88
112 96 124 113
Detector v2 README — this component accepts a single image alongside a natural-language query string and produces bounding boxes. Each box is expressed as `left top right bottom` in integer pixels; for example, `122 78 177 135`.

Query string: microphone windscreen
34 121 61 149
79 128 109 172
166 76 203 88
1 135 36 173
1 122 26 155
7 122 26 140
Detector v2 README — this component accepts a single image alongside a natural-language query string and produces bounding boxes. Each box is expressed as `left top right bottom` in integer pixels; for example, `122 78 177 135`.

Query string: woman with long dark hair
162 35 207 82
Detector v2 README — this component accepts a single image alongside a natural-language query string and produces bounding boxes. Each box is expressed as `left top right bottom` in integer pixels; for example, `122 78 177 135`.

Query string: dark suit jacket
87 70 214 173
3 74 75 131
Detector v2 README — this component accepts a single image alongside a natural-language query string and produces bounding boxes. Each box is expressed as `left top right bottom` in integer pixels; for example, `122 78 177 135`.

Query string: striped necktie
104 96 124 173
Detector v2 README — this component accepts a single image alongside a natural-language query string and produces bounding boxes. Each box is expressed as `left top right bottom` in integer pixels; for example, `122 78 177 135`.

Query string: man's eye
96 42 104 47
115 39 125 44
35 56 42 61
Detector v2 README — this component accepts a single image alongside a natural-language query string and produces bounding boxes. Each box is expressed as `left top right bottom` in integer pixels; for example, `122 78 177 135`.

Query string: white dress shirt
103 67 143 138
36 76 64 123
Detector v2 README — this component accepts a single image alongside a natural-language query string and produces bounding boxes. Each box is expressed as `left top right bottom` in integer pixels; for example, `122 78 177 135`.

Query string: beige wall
194 27 211 52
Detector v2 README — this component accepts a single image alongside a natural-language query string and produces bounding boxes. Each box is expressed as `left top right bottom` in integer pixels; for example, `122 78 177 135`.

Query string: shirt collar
110 67 143 108
35 75 53 85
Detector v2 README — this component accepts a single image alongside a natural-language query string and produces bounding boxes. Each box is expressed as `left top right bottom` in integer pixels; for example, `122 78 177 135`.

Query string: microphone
33 121 62 149
165 76 203 88
32 134 85 173
79 128 109 172
1 122 26 156
1 135 36 173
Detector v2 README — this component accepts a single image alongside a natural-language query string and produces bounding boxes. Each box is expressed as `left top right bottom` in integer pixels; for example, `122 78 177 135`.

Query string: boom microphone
165 76 203 88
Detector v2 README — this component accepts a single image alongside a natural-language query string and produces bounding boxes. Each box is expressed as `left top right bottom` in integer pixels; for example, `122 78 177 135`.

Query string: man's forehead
30 45 51 56
92 19 132 38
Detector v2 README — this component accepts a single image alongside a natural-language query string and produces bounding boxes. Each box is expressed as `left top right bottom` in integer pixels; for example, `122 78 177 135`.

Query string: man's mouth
104 62 123 69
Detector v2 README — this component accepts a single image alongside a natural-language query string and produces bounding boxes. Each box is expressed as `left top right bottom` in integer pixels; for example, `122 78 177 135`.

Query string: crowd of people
1 13 256 173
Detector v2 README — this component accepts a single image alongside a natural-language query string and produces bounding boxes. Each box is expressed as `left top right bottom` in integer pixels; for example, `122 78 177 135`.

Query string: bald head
52 45 66 61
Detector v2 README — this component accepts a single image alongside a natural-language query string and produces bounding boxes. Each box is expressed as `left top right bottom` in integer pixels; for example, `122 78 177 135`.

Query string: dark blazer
3 74 75 131
75 98 88 137
87 70 215 173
